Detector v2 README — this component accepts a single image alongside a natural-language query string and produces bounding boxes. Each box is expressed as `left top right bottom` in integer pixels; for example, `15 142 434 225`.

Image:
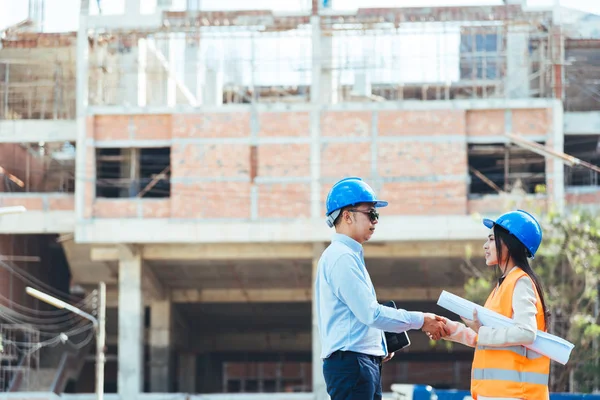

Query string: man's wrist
409 311 425 330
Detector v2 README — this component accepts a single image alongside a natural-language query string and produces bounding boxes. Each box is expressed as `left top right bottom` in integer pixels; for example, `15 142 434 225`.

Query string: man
315 177 449 400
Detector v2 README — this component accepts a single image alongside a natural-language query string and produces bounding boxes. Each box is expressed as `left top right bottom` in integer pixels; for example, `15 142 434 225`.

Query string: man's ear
344 210 353 224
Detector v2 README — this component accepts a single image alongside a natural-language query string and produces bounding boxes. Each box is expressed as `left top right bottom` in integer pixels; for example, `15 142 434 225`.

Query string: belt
330 350 383 365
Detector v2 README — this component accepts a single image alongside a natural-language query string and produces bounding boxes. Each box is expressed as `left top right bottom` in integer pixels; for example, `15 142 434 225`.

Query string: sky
0 0 600 33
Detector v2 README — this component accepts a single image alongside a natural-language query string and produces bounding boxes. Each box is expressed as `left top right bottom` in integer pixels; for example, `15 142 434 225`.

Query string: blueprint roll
437 290 575 365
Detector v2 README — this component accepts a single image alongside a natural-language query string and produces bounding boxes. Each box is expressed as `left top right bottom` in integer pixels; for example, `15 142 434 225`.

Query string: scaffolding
0 324 40 392
83 5 558 106
2 3 599 109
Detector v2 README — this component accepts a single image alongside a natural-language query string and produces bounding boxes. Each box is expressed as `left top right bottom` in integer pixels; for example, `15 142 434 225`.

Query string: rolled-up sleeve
327 254 424 332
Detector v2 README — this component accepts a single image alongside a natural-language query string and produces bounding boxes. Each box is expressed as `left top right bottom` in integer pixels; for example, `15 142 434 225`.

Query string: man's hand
421 313 450 340
383 352 395 363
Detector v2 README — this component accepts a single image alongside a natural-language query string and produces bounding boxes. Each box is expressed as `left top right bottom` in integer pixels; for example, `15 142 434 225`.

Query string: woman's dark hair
493 224 550 327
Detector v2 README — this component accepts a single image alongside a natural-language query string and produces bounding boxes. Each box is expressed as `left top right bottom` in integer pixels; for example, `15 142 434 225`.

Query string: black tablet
382 300 411 352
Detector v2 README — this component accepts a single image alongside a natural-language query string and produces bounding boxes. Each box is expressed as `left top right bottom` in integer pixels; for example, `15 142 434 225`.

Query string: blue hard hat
325 177 387 227
483 210 543 258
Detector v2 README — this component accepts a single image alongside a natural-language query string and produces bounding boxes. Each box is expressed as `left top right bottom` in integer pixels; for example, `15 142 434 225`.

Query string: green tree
462 207 600 393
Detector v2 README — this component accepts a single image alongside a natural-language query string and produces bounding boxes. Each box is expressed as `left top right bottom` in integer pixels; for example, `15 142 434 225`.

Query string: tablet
382 300 411 352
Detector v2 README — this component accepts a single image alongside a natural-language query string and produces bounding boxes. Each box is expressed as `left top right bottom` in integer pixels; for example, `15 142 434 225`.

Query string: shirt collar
332 233 363 254
498 266 519 286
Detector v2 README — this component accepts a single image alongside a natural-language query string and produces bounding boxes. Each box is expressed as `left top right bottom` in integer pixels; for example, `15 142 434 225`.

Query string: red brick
171 143 250 179
512 108 552 136
321 143 371 179
0 196 44 210
378 110 465 136
321 111 371 137
94 115 130 141
131 115 172 140
466 110 504 136
83 181 94 218
379 181 467 215
258 183 311 218
171 182 251 219
172 113 251 138
259 112 310 137
93 199 138 218
141 199 171 218
258 144 310 177
566 189 600 205
377 142 466 177
85 145 95 181
86 116 95 139
48 195 75 211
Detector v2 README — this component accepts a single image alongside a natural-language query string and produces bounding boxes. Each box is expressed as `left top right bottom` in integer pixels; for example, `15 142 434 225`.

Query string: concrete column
551 99 565 212
182 38 200 105
202 45 223 106
118 246 143 399
186 0 201 9
150 299 173 392
75 0 89 222
505 24 530 99
177 353 197 393
310 15 322 219
312 243 327 400
182 0 201 105
320 35 338 104
119 40 139 107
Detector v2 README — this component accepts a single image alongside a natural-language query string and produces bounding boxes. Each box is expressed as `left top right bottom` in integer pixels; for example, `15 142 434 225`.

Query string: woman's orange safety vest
471 267 550 400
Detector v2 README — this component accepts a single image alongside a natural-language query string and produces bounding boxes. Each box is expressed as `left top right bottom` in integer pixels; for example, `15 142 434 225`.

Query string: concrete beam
91 240 477 262
87 98 559 115
564 111 600 135
78 216 488 244
0 120 77 143
170 287 463 303
0 211 74 234
87 13 163 30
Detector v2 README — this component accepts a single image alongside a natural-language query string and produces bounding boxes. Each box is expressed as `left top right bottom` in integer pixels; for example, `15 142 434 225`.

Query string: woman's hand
461 309 482 333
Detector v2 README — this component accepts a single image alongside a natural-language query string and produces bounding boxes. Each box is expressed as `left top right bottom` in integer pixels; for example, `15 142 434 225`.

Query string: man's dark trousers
323 350 383 400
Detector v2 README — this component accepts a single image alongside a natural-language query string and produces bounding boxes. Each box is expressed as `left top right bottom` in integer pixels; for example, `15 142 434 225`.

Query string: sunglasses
348 209 379 223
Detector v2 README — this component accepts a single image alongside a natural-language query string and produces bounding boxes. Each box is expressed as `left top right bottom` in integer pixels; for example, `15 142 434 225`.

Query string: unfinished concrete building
0 0 599 397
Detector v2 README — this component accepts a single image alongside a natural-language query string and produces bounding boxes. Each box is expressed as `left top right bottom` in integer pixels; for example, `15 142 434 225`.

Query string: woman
439 210 551 400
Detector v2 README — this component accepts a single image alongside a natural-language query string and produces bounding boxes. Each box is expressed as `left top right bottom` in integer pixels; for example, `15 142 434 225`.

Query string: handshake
421 313 451 340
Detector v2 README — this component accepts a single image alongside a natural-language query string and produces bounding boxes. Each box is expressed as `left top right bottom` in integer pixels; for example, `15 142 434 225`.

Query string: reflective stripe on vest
473 368 549 386
476 345 544 360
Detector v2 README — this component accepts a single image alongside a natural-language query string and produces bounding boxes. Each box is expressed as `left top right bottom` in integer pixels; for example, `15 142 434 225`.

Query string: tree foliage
462 207 600 393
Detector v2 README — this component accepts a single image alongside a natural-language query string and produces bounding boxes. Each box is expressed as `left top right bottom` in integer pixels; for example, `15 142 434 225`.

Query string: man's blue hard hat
325 177 387 227
483 210 543 258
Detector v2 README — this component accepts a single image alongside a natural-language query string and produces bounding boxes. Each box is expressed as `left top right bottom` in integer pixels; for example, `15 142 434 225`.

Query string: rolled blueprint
437 290 575 365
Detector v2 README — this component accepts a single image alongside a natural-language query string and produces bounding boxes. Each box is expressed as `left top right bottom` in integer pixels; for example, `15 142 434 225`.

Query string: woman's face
483 230 506 266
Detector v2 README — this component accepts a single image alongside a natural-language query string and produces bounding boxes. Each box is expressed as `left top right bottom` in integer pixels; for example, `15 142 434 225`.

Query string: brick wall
566 188 600 205
84 107 561 220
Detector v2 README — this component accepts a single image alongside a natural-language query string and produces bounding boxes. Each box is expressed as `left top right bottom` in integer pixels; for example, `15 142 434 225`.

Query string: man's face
344 202 379 243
